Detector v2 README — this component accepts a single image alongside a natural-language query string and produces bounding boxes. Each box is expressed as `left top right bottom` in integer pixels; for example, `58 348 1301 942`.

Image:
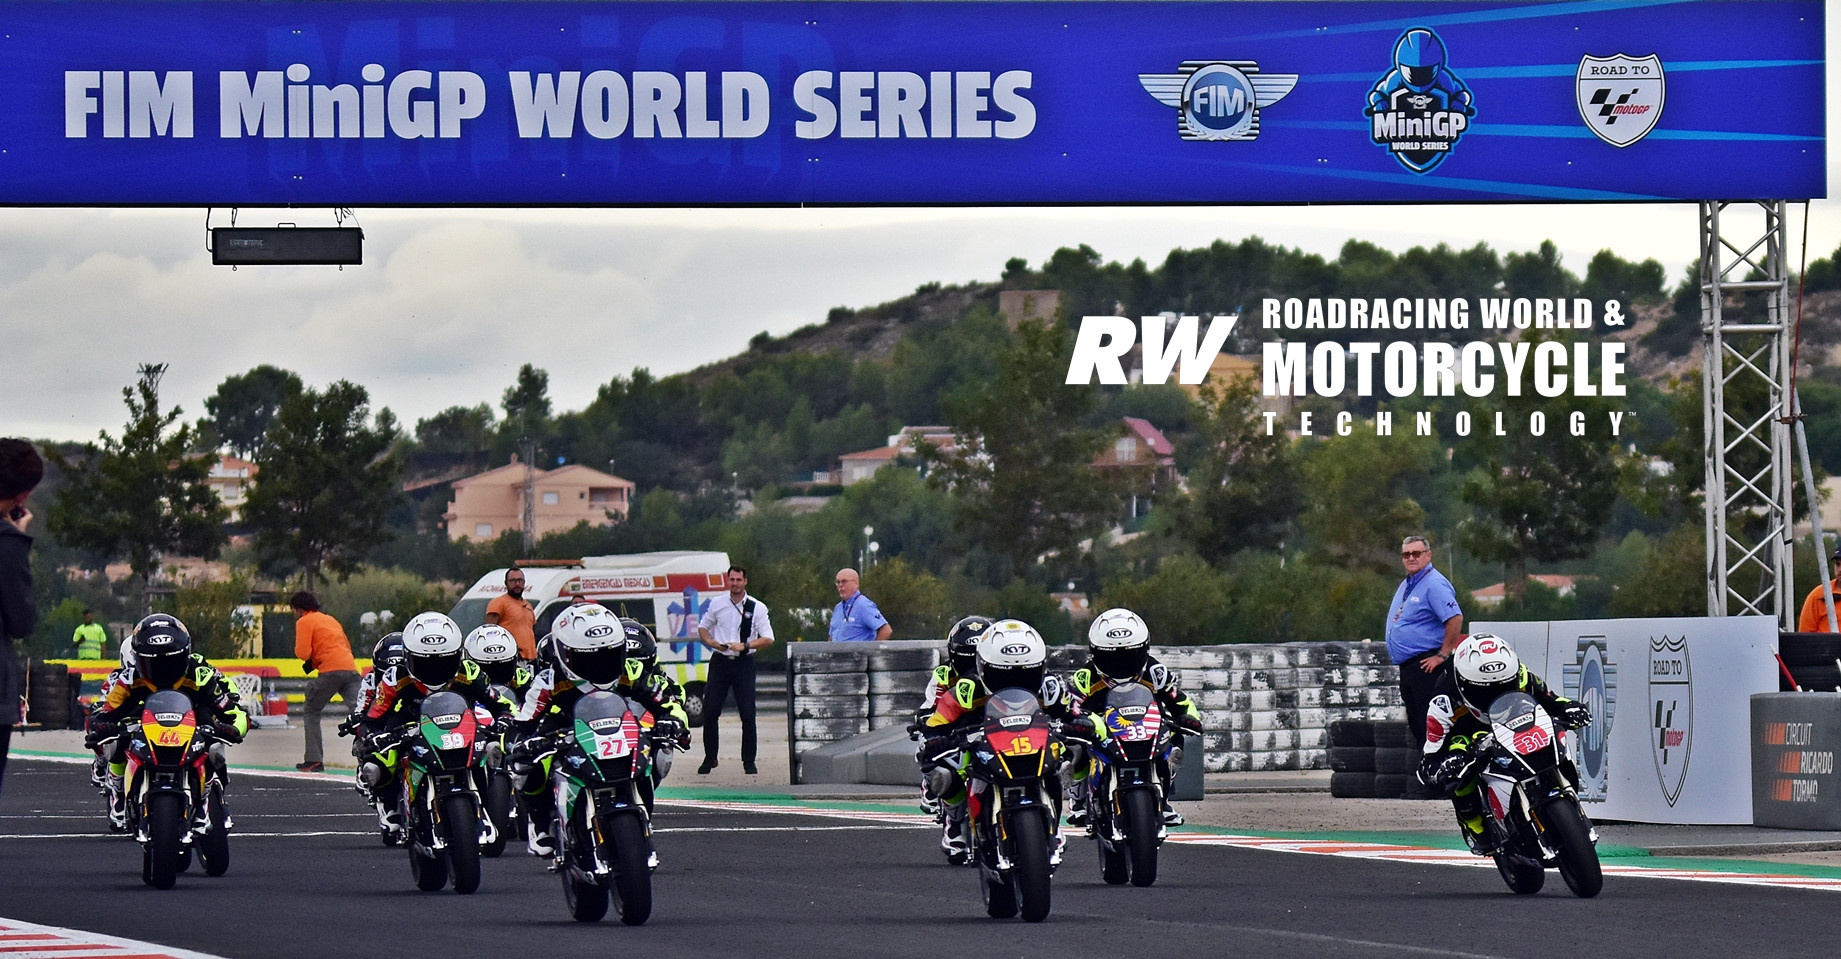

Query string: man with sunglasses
1386 534 1464 749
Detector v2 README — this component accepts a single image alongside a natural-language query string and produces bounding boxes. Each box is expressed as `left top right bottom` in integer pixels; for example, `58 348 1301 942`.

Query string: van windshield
450 598 490 635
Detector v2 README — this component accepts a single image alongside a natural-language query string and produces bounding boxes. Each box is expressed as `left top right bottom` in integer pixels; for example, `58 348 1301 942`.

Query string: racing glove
1556 701 1592 730
1420 751 1471 788
84 723 119 750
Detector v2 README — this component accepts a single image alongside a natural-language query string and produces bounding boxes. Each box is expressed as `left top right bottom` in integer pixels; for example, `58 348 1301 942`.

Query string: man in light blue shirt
829 568 891 642
1385 534 1463 749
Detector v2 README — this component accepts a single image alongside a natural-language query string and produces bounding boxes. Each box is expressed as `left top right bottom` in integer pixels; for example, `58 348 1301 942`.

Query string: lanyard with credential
1394 568 1430 623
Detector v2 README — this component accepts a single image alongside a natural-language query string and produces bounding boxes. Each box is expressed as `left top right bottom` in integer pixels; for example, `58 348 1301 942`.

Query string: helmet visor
141 649 188 688
1093 646 1148 682
982 663 1044 695
1403 64 1438 90
408 651 462 688
564 646 626 687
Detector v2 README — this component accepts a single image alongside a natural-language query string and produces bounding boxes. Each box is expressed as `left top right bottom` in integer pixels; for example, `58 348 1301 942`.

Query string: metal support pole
1791 388 1837 632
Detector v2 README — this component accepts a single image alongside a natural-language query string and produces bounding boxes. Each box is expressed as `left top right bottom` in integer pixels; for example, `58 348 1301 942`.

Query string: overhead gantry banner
10 1 1825 206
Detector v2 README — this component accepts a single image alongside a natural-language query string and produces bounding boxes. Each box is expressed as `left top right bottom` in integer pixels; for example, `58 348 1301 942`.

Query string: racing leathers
86 656 249 828
360 660 509 831
1065 658 1203 825
1419 667 1587 854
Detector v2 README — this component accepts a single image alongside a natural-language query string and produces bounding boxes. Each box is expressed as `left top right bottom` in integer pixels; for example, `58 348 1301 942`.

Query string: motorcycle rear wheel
199 783 230 877
1544 800 1603 898
605 810 653 926
1123 788 1160 888
482 773 511 858
1099 837 1129 886
409 821 450 892
1011 809 1053 923
1493 851 1545 894
443 795 482 894
146 792 185 890
981 867 1018 919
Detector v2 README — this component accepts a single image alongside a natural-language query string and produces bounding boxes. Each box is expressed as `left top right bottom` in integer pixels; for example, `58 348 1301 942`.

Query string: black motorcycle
121 689 232 889
1464 690 1603 898
539 690 656 925
960 688 1063 923
1085 682 1185 887
392 691 492 894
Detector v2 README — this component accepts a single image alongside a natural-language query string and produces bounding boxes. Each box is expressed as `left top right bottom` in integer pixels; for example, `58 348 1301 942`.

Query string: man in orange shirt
293 590 360 773
486 567 538 661
1798 544 1841 633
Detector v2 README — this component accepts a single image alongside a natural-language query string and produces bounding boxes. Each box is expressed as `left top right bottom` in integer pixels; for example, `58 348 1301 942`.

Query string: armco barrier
787 640 1405 782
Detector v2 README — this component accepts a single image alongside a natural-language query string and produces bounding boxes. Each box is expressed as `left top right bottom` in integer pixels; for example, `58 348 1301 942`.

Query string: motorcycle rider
1418 633 1592 855
917 619 1088 865
338 632 407 829
910 615 991 824
359 612 508 842
88 641 139 793
616 617 693 807
507 604 685 864
464 624 533 698
85 615 248 831
1064 608 1204 827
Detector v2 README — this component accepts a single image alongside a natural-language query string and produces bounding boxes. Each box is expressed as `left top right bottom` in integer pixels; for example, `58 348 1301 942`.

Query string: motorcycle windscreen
1103 683 1161 741
418 690 477 762
1486 691 1557 768
984 687 1049 776
573 690 641 780
141 689 197 751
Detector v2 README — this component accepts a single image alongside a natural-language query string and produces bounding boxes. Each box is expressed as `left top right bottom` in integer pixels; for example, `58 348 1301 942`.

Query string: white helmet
402 611 465 687
1087 608 1150 681
464 624 519 685
976 620 1047 693
550 603 628 688
1452 633 1520 711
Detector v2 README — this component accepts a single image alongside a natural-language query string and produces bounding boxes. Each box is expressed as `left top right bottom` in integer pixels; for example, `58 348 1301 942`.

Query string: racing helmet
1394 28 1447 92
1452 633 1521 711
619 618 658 668
552 604 628 688
945 616 994 677
1087 608 1151 682
119 634 139 672
401 611 465 688
975 620 1047 694
130 614 192 688
463 624 519 686
371 631 407 672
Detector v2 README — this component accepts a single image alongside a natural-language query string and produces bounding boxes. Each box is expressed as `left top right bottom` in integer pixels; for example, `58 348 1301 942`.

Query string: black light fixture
207 207 363 266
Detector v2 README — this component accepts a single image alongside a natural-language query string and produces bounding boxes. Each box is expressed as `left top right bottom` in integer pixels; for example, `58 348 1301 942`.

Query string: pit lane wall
1473 616 1778 826
787 640 1408 782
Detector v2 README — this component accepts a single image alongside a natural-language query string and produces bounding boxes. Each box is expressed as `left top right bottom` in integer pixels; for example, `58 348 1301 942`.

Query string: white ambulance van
451 550 731 722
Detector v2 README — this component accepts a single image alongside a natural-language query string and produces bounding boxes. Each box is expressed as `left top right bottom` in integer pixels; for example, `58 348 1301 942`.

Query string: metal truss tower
1699 200 1794 626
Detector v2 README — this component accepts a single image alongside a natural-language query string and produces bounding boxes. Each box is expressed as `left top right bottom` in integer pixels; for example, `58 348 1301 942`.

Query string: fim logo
1561 636 1617 802
1364 28 1475 174
1139 61 1296 141
1576 53 1664 147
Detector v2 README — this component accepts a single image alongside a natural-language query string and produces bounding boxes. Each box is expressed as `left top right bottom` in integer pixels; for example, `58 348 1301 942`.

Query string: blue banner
4 1 1824 206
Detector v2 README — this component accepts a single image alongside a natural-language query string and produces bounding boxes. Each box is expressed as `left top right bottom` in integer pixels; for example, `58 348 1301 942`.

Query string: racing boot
90 755 108 789
647 833 661 871
1161 797 1185 826
940 814 970 862
527 820 555 857
105 774 128 832
376 802 405 845
1065 779 1090 829
1049 829 1066 870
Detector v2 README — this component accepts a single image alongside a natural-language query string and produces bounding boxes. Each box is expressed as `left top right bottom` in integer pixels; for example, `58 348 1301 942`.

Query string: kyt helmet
1394 28 1448 92
130 614 192 688
463 625 519 686
552 604 628 688
945 616 995 677
976 620 1048 694
371 631 407 673
401 612 465 688
1452 633 1521 712
1087 608 1150 682
619 618 658 668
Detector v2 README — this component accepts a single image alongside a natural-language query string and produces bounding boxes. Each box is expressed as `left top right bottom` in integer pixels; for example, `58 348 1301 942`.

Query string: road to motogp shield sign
1649 634 1692 807
1576 54 1665 148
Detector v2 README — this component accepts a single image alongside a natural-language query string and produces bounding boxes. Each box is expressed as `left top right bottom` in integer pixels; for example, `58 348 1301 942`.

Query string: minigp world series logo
1365 27 1475 173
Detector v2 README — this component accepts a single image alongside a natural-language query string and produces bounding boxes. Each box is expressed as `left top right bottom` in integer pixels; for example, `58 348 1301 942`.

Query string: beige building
443 458 636 541
206 455 257 521
836 426 958 486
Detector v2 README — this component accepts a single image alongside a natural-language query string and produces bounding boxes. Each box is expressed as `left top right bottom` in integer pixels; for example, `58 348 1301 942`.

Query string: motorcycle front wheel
1122 788 1160 888
443 795 482 894
1011 808 1053 923
145 792 185 890
1493 850 1545 894
1543 799 1603 898
199 782 230 877
604 809 653 926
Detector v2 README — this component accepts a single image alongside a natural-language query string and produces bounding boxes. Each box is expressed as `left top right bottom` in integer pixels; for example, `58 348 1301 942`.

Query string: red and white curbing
0 917 228 959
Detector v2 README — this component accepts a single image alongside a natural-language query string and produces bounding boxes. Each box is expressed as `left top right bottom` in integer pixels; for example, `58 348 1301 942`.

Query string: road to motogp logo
1364 27 1474 173
1576 54 1664 147
1139 60 1296 141
1649 634 1692 807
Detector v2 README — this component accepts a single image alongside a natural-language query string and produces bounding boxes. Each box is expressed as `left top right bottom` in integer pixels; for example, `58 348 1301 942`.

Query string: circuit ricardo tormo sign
8 1 1825 207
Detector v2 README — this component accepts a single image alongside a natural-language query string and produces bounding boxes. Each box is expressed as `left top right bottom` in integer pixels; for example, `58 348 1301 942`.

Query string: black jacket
0 523 34 720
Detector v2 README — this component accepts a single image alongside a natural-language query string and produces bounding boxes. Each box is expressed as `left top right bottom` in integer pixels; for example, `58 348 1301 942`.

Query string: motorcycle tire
482 774 512 858
200 784 230 877
981 868 1018 919
409 837 449 892
1494 851 1545 894
1122 789 1160 888
1011 808 1053 923
1099 837 1130 886
604 810 653 926
563 810 611 923
176 845 193 873
146 792 185 890
443 795 482 895
1544 800 1603 898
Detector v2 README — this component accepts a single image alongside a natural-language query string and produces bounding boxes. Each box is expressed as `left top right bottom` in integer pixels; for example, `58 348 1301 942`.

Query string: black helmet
945 616 994 676
620 618 658 667
372 631 406 668
131 614 193 688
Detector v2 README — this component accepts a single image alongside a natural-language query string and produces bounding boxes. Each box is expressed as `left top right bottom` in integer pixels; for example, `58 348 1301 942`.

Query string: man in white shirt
696 566 774 775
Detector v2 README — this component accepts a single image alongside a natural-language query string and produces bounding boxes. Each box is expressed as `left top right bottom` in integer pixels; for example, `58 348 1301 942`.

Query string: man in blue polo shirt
829 568 892 642
1385 534 1464 749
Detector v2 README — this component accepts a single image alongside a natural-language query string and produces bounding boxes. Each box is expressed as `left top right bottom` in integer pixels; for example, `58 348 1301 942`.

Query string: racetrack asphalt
5 757 1841 959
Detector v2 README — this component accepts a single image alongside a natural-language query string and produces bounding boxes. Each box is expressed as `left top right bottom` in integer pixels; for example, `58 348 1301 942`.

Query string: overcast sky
9 6 1837 445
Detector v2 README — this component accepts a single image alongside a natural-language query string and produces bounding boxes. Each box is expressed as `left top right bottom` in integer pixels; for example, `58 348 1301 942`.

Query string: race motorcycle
121 690 233 889
384 690 495 894
531 690 657 925
1083 682 1187 887
475 684 519 858
1461 690 1603 898
960 688 1064 923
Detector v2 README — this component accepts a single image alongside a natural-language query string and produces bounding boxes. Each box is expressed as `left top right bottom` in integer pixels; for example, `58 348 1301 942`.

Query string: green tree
51 363 228 591
201 365 303 458
1162 375 1302 564
1098 553 1231 644
1301 426 1444 574
415 404 495 455
856 557 951 640
244 381 404 589
926 320 1117 579
162 568 255 660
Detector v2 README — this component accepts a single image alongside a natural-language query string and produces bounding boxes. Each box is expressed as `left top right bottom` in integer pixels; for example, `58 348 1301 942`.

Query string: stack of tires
26 662 73 729
1328 719 1437 799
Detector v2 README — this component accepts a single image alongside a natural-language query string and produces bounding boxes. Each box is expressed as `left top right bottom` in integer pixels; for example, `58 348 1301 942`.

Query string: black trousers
1398 651 1445 750
702 655 757 764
